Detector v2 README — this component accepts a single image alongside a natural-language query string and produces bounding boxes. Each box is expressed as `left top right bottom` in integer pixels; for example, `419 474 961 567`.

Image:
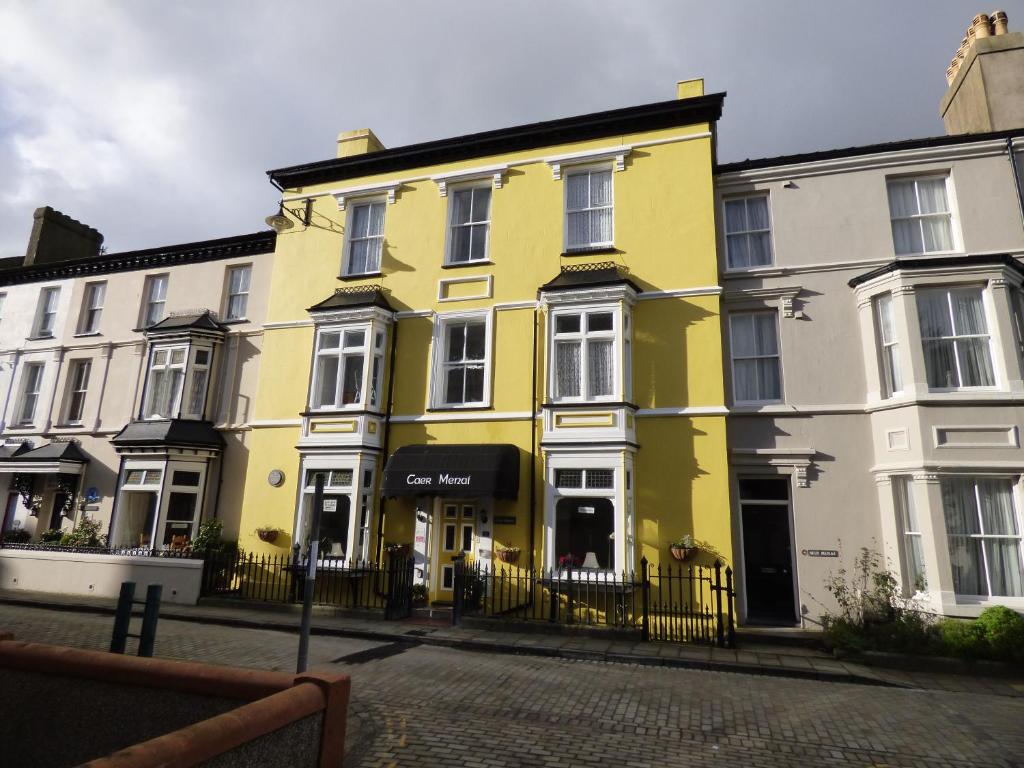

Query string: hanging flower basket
256 528 280 543
495 547 520 564
669 545 697 562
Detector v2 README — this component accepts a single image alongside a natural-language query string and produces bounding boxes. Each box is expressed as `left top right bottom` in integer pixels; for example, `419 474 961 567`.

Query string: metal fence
200 550 415 619
453 556 736 648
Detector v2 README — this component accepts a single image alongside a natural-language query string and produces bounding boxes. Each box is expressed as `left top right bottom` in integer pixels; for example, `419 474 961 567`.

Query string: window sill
6 424 36 431
302 407 383 417
337 271 383 282
220 318 249 326
426 405 493 413
25 335 54 342
724 264 776 274
541 401 636 410
72 331 102 338
441 260 494 270
52 423 86 430
561 246 619 257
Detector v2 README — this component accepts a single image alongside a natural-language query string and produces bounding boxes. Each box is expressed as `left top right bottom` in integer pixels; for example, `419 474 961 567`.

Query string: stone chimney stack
941 10 1024 134
23 207 103 267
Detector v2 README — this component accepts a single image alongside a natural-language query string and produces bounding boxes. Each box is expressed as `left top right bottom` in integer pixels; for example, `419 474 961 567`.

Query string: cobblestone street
1 603 1022 767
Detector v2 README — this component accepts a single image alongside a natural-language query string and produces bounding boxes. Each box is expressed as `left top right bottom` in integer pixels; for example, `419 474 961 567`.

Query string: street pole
296 472 324 673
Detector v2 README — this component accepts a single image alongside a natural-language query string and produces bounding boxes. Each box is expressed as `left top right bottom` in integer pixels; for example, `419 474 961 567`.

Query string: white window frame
158 463 207 548
343 199 386 277
16 362 45 426
430 310 493 409
33 286 60 338
563 165 614 252
142 274 169 327
941 475 1024 599
544 454 631 576
223 264 252 321
182 347 212 420
309 323 387 411
77 281 106 335
886 174 959 257
723 193 774 270
445 183 492 265
142 345 188 419
547 304 624 403
874 293 903 398
295 457 375 563
892 475 926 594
64 358 92 425
728 310 783 405
917 286 997 392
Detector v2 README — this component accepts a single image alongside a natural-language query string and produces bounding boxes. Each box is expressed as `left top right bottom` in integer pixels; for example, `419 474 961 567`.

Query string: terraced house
0 206 275 564
237 80 733 604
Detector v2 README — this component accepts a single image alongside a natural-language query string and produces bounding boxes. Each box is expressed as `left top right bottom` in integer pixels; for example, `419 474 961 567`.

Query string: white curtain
566 171 611 248
349 203 385 273
724 200 750 267
888 181 921 255
587 339 613 396
876 294 902 394
556 341 581 397
952 291 994 386
746 197 771 266
188 369 208 416
730 313 780 401
567 174 589 248
589 170 612 245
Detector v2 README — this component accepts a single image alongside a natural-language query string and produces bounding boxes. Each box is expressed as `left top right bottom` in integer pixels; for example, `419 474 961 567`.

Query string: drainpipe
376 319 399 562
1008 138 1024 236
528 306 538 570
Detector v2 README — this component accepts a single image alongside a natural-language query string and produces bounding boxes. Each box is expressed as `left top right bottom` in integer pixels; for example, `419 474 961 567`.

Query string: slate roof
540 262 640 294
307 286 393 313
111 420 225 449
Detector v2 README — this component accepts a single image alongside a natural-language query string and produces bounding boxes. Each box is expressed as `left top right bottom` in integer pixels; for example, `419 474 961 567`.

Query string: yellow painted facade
237 86 731 602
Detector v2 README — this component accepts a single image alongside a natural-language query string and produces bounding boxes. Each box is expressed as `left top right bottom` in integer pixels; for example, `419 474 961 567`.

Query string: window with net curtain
729 312 781 403
441 319 486 405
724 195 772 269
942 477 1023 597
225 265 251 320
874 293 903 397
144 347 187 418
893 476 926 593
916 288 994 389
565 169 613 251
448 187 491 264
553 310 615 400
313 329 369 409
346 201 385 275
887 177 954 255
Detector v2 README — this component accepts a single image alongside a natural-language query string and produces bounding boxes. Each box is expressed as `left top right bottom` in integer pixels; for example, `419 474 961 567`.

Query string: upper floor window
942 477 1022 597
916 287 994 389
551 308 619 401
887 177 955 255
185 349 211 419
64 359 92 424
142 274 169 327
77 281 106 334
143 346 186 418
724 195 772 269
874 293 903 398
434 315 489 408
17 362 44 425
311 326 385 410
565 168 613 252
224 265 251 321
447 186 491 264
344 201 385 276
33 287 60 338
729 311 782 404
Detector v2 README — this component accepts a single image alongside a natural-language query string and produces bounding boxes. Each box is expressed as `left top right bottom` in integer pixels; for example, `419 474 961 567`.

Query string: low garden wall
0 548 203 604
0 633 351 767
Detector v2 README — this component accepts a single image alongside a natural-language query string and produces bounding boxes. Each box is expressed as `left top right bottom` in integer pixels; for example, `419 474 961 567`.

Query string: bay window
887 176 955 255
916 287 994 389
311 324 387 411
724 195 772 269
893 476 925 593
942 477 1023 597
142 344 215 420
547 461 627 573
447 186 491 264
550 309 620 401
874 293 903 397
729 311 782 404
344 201 385 276
565 168 613 251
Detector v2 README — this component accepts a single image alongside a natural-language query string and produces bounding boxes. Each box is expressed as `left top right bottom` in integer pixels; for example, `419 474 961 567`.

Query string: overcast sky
1 0 1021 257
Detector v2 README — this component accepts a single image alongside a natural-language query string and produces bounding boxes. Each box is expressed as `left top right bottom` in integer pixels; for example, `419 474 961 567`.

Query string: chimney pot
992 10 1009 35
972 13 992 38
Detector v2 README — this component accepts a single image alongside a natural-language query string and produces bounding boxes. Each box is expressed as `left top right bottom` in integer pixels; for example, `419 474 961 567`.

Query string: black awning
381 444 520 500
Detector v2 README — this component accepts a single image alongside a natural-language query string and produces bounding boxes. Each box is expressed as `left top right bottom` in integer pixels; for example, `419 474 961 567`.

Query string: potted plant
383 542 411 558
669 535 698 561
495 545 520 564
558 553 582 570
255 525 282 544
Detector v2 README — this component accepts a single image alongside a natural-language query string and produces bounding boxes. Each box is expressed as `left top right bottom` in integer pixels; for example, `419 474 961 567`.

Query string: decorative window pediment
430 164 508 197
544 146 631 181
333 181 401 211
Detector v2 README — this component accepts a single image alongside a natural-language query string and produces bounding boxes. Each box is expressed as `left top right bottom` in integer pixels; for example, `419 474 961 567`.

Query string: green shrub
38 528 64 543
975 606 1024 664
191 519 224 551
60 516 105 548
938 618 989 660
1 528 31 544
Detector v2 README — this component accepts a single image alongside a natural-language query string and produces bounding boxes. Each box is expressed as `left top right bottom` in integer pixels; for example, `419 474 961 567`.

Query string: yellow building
238 80 732 604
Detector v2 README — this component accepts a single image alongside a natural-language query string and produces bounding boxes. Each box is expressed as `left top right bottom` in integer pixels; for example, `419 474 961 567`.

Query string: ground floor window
112 461 207 549
892 476 926 593
298 463 374 561
555 497 614 569
941 477 1023 597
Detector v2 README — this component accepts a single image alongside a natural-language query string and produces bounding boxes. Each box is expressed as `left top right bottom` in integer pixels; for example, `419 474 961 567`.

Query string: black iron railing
200 549 415 619
453 556 736 648
0 542 201 558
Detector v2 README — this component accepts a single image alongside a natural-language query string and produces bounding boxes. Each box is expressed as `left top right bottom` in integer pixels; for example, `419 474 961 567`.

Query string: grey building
717 12 1024 625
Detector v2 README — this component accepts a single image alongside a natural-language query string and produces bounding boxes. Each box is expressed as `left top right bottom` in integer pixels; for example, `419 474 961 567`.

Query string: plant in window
558 552 582 569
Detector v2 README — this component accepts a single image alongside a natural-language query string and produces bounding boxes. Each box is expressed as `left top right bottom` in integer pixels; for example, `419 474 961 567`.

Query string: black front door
739 478 796 624
48 493 68 532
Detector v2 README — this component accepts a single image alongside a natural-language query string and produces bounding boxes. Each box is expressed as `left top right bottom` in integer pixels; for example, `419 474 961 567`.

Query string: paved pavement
2 602 1023 767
